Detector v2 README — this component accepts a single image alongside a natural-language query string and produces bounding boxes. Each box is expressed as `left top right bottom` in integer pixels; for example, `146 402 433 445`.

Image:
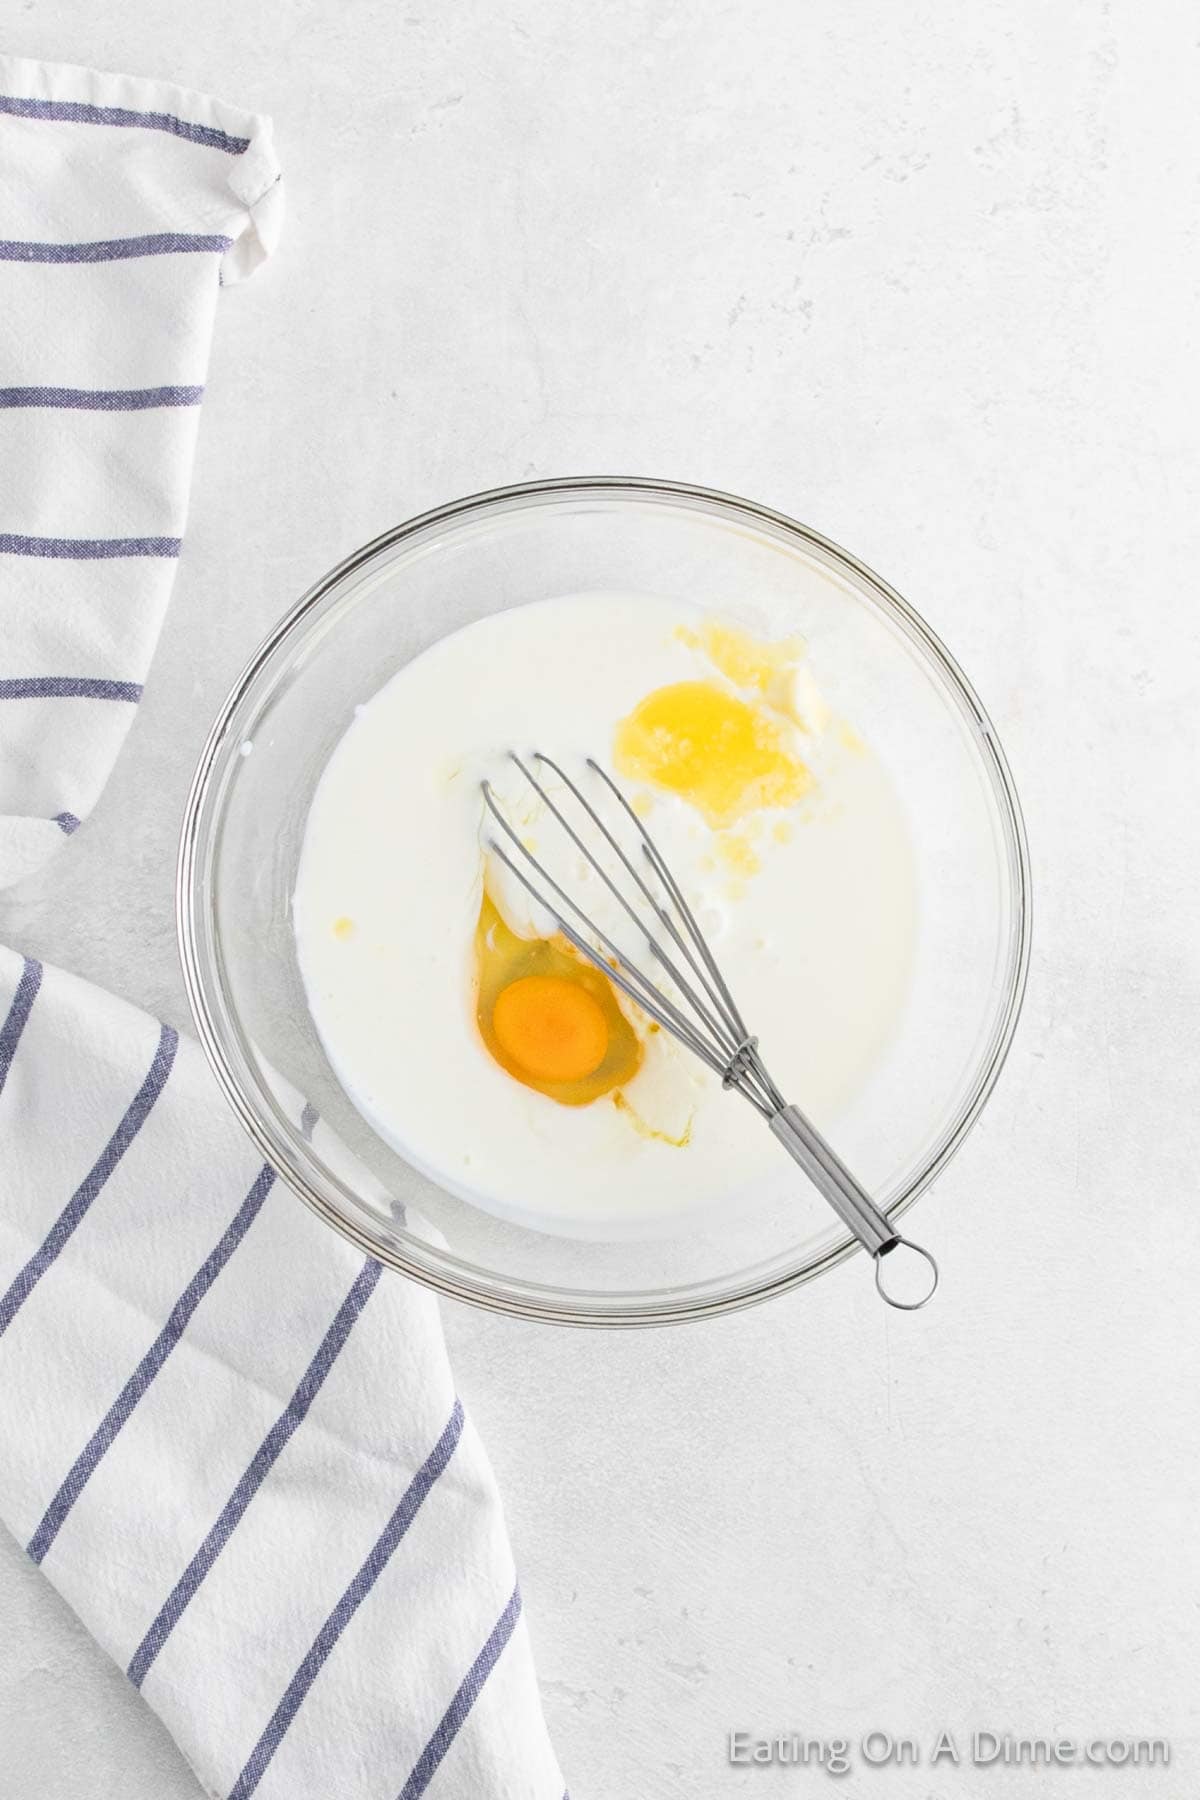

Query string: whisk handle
770 1103 897 1254
769 1103 938 1309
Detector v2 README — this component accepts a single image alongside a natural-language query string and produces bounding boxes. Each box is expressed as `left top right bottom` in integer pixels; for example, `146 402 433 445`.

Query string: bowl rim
177 474 1032 1327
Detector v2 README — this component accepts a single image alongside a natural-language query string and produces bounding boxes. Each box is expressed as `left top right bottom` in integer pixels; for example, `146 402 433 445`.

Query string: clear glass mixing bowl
178 478 1030 1326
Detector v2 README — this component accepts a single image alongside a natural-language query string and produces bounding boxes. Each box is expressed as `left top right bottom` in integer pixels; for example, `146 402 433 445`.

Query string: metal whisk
481 752 939 1311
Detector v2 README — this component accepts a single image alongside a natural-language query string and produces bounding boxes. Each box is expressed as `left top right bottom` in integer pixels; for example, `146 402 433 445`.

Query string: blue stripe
228 1399 467 1800
0 676 144 699
27 1164 275 1565
0 957 42 1099
0 93 250 154
396 1585 524 1800
127 1258 383 1689
0 232 232 263
0 385 204 410
0 1024 177 1339
0 534 179 560
53 812 81 834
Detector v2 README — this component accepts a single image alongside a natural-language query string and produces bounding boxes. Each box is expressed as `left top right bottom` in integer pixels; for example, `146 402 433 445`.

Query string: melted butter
674 619 805 697
613 678 812 828
715 832 761 876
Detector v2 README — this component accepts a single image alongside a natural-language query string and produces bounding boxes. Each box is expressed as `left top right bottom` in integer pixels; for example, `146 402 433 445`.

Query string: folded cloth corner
0 52 281 887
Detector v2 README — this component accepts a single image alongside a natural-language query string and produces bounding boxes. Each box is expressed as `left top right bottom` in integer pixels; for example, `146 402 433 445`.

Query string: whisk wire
529 752 751 1060
572 762 783 1114
585 758 753 1044
483 759 784 1114
481 797 741 1090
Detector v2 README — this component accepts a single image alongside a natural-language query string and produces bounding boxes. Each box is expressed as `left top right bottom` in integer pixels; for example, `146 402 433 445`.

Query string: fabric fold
0 949 564 1799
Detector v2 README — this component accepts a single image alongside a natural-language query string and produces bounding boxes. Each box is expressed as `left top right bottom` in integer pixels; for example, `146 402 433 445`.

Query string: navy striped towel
0 57 564 1800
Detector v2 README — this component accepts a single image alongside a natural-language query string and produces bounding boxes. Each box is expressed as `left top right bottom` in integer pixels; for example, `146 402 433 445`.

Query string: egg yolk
493 976 608 1082
614 678 811 828
474 892 642 1104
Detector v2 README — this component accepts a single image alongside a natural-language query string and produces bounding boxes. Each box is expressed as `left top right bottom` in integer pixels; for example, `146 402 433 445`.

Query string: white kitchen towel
0 57 565 1800
0 54 281 888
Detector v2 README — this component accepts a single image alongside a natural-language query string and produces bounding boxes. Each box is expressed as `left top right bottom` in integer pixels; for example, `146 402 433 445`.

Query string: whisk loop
481 751 938 1311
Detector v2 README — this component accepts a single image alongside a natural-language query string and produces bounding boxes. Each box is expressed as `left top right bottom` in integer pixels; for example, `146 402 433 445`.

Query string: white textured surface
1 2 1197 1797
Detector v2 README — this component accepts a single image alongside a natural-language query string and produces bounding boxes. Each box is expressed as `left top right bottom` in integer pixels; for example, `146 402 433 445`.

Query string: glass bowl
178 477 1030 1326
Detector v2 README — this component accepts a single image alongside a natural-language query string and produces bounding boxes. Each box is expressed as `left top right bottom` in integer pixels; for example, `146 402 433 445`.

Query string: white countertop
2 2 1197 1796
